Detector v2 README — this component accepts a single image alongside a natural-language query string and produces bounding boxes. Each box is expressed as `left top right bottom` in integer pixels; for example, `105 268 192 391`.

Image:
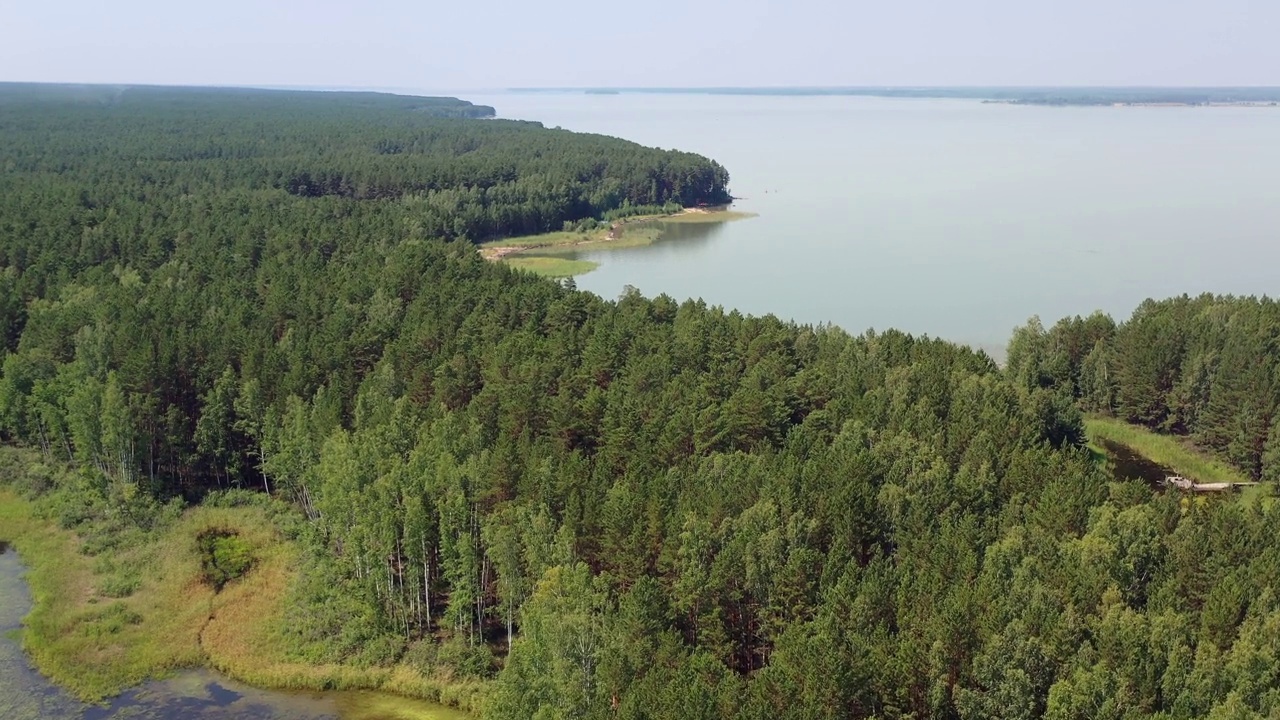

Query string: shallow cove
0 545 468 720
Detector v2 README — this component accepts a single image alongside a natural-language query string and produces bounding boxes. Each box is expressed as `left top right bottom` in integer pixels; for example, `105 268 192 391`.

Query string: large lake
462 92 1280 357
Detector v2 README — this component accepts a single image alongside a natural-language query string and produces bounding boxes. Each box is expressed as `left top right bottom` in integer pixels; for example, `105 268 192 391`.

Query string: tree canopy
2 84 1279 720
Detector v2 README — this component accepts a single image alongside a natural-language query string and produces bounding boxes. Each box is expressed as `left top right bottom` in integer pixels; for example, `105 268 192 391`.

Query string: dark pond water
0 545 467 720
1096 438 1172 486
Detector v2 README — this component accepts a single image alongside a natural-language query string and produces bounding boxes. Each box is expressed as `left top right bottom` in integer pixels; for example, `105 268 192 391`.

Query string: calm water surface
461 92 1280 357
0 545 466 720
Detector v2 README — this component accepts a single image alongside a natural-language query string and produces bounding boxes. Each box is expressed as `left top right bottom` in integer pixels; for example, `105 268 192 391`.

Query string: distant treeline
1008 294 1280 480
515 86 1280 106
0 84 731 254
0 82 498 117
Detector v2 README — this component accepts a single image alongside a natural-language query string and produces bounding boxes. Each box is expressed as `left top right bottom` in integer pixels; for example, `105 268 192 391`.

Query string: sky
1 0 1275 90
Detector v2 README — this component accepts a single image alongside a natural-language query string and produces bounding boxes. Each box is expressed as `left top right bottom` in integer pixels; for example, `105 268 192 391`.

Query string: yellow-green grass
0 481 484 715
482 229 598 251
1238 483 1276 509
335 689 473 720
480 208 755 277
481 207 752 253
0 490 206 701
503 255 599 277
484 224 666 253
1084 415 1253 486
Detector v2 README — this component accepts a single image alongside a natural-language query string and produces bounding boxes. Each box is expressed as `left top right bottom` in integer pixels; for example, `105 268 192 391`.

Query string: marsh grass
484 224 665 252
1085 416 1253 486
502 255 599 277
0 489 264 701
334 689 474 720
480 208 753 277
0 449 486 714
482 229 596 250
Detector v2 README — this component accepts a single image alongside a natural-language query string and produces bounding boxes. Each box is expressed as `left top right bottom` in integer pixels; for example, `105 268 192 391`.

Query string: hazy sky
1 0 1275 89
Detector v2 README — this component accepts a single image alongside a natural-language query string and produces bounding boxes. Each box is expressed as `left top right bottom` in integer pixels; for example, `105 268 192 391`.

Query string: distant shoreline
480 206 757 277
510 86 1280 107
982 99 1279 108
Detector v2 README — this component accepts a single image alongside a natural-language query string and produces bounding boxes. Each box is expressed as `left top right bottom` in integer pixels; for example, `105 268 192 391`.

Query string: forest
2 84 1280 720
1007 297 1280 483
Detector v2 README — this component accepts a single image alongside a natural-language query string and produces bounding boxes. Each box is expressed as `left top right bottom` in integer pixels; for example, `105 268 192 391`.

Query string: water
1096 439 1171 486
0 545 466 720
462 91 1280 357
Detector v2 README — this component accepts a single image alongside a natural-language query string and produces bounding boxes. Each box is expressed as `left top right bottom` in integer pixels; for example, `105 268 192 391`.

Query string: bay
461 91 1280 357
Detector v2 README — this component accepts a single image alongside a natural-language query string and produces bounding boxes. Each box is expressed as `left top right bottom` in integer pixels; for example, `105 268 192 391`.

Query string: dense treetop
1 84 1279 720
1008 294 1280 482
0 83 730 279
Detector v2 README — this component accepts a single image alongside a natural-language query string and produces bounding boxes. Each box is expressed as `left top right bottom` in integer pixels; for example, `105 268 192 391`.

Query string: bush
280 552 403 666
436 637 495 679
196 529 254 591
98 574 141 599
355 633 405 668
402 639 440 673
202 489 265 509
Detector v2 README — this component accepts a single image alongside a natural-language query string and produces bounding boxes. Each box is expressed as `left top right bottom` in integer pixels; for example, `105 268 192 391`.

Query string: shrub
196 529 254 591
436 637 495 679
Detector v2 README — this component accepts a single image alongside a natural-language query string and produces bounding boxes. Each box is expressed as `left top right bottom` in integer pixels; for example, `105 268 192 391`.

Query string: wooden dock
1162 476 1259 493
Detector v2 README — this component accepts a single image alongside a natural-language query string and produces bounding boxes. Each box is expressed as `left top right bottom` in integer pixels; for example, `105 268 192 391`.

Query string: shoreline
480 206 757 277
983 99 1280 108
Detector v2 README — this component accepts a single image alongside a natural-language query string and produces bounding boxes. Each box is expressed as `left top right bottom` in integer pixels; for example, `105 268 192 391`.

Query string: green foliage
279 551 405 668
1019 297 1280 481
196 529 254 591
6 84 1280 719
435 637 497 680
1086 416 1253 486
502 255 600 278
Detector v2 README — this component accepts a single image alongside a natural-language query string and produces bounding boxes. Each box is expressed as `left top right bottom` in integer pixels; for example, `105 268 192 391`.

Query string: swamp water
1095 439 1173 487
0 544 467 720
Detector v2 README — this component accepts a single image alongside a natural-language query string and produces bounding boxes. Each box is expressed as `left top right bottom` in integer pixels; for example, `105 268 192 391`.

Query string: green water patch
76 669 472 719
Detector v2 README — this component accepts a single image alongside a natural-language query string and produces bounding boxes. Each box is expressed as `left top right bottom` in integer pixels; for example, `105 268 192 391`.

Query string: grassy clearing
0 450 485 715
1238 483 1275 509
479 207 753 268
502 255 599 277
481 229 598 251
478 207 756 278
1084 416 1253 486
483 224 665 253
484 222 666 277
553 225 666 250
